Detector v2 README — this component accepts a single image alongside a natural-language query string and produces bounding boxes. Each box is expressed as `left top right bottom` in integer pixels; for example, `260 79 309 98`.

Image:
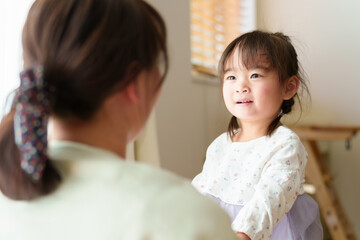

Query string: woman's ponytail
0 66 61 200
0 112 60 200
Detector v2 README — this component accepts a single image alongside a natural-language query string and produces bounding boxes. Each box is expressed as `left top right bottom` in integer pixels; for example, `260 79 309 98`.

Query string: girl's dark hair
218 30 309 139
0 0 168 200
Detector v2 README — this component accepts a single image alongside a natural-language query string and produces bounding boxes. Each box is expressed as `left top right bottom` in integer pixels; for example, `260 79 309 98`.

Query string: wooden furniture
290 126 359 240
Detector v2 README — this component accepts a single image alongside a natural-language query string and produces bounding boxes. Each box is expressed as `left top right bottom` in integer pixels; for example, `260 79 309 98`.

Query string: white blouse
192 126 307 239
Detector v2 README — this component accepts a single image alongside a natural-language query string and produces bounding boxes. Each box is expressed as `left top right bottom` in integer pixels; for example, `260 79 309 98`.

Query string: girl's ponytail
227 116 240 140
0 66 60 200
267 98 295 136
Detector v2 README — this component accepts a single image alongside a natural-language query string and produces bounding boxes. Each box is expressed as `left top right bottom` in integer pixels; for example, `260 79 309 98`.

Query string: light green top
0 141 237 240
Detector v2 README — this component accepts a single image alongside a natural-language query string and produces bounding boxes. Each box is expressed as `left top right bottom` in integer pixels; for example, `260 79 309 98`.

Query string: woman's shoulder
119 161 208 200
127 163 237 239
128 162 191 190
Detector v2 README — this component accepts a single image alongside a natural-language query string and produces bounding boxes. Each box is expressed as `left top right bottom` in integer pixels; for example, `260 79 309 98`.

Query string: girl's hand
236 232 251 240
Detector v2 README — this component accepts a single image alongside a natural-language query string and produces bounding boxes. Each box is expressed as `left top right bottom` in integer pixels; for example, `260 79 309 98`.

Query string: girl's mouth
236 100 253 104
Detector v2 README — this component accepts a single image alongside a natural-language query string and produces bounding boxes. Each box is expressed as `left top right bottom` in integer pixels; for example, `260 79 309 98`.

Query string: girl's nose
235 88 249 93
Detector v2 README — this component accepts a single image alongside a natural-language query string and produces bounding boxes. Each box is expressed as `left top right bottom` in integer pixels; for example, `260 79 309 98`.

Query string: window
190 0 256 78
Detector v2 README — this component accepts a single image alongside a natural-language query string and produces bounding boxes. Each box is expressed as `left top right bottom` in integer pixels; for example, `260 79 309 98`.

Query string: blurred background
1 0 359 239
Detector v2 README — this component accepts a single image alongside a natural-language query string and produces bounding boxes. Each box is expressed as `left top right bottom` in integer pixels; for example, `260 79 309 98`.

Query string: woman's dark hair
0 0 168 200
218 30 309 139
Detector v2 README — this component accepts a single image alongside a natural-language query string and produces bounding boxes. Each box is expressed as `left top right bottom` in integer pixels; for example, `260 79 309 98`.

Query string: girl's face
222 49 287 125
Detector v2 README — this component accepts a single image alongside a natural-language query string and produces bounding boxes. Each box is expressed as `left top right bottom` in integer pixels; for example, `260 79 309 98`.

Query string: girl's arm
231 138 306 239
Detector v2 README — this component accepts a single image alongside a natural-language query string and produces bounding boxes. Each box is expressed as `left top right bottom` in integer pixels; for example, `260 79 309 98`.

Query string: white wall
146 0 231 179
0 0 34 118
257 0 360 237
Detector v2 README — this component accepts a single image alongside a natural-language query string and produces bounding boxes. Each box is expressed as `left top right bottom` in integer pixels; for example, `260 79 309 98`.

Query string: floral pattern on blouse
192 126 308 240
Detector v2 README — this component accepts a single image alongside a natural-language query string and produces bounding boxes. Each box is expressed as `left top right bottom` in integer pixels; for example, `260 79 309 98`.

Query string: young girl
192 31 323 240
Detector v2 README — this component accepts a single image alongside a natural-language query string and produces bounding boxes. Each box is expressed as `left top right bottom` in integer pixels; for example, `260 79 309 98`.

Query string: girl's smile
222 50 286 126
236 98 253 104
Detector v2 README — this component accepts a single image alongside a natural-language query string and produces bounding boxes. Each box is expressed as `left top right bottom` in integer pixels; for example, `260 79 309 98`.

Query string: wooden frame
290 126 359 240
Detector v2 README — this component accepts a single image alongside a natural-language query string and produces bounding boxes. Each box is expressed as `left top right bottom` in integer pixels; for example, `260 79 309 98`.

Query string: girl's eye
226 75 236 80
250 73 262 79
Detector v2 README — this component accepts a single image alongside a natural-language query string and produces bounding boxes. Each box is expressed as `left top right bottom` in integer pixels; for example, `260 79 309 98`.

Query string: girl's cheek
259 84 280 96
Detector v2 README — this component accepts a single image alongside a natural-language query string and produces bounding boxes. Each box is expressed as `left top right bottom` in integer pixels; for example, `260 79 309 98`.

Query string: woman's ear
121 61 142 103
283 76 300 100
125 81 140 103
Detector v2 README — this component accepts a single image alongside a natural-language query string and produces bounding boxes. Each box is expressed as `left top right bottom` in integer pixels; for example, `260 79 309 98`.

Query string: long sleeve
232 139 306 240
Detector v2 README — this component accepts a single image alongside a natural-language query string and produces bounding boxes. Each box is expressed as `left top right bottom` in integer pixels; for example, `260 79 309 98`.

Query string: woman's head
219 30 309 138
23 0 168 120
0 0 168 200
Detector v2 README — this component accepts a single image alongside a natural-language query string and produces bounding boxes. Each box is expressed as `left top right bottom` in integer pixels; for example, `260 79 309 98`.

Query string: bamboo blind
190 0 244 76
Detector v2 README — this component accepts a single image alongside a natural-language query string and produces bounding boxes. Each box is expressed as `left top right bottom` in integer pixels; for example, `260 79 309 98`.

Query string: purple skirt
208 194 323 240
